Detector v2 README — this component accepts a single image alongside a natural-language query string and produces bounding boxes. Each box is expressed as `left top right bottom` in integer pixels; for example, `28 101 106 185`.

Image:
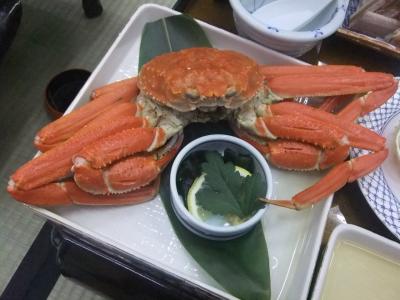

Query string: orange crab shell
137 47 264 112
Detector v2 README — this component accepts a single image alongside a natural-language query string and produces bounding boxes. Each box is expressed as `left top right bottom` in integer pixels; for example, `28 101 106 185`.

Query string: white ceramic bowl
229 0 349 57
311 224 400 299
169 134 273 240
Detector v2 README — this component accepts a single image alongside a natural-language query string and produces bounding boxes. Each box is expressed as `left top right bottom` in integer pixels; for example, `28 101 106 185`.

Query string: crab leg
258 102 386 151
8 113 146 193
266 72 395 99
260 65 365 81
91 77 137 99
73 134 183 194
337 81 398 122
318 96 349 113
315 82 398 122
9 178 160 206
39 101 139 152
36 80 139 151
261 149 388 210
255 114 382 152
262 66 397 124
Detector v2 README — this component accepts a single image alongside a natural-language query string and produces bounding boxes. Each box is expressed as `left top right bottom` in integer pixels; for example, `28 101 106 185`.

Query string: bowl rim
311 224 400 299
169 134 273 236
229 0 348 42
45 68 91 119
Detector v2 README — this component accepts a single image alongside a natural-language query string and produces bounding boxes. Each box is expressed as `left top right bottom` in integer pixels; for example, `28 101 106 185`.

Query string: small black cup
45 69 91 119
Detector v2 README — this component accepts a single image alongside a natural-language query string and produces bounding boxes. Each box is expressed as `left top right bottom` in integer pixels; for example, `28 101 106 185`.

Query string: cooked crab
7 47 397 209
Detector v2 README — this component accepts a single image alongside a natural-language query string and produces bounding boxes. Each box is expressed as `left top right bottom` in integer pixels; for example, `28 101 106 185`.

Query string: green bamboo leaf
160 123 271 300
139 14 212 70
139 15 270 299
160 166 270 300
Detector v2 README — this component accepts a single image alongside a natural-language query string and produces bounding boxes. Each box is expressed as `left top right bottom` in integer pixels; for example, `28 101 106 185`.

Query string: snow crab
7 47 397 209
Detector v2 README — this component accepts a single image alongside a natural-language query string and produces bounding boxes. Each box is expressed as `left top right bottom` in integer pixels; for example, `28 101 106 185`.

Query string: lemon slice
396 126 400 161
187 166 251 222
187 174 209 221
234 165 252 177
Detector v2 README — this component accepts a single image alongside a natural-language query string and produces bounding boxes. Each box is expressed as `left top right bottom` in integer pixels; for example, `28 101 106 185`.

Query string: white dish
169 134 273 240
230 0 348 57
252 0 335 31
311 224 400 300
350 83 400 240
29 4 332 300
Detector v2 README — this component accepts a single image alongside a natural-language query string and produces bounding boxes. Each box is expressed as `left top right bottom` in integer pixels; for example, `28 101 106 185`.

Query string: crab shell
137 47 264 112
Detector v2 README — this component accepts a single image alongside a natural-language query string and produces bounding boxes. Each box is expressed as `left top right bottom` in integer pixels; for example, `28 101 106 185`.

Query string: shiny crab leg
260 65 365 81
261 149 388 210
266 72 395 99
91 77 137 99
263 67 397 123
9 178 160 206
337 81 398 122
8 114 146 193
318 96 348 113
73 134 183 194
316 82 398 122
35 82 139 151
40 101 138 152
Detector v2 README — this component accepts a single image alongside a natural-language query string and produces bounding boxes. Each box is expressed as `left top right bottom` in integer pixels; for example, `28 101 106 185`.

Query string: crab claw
261 149 388 210
73 127 169 169
73 133 183 194
233 124 350 171
259 102 386 151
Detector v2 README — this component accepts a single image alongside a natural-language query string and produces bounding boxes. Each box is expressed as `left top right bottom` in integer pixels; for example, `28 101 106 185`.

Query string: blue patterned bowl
230 0 349 57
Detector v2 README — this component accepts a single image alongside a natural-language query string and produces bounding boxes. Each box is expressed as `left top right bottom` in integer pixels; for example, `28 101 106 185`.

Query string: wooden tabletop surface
180 0 399 241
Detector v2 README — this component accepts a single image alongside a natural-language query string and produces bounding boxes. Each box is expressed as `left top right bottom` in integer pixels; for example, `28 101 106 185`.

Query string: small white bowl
311 224 400 299
169 134 273 240
229 0 349 57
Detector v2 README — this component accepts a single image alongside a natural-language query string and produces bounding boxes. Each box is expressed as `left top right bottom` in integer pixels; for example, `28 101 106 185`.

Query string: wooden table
180 0 399 241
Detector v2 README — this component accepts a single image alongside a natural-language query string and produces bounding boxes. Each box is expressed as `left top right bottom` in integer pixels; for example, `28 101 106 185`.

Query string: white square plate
31 4 332 299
